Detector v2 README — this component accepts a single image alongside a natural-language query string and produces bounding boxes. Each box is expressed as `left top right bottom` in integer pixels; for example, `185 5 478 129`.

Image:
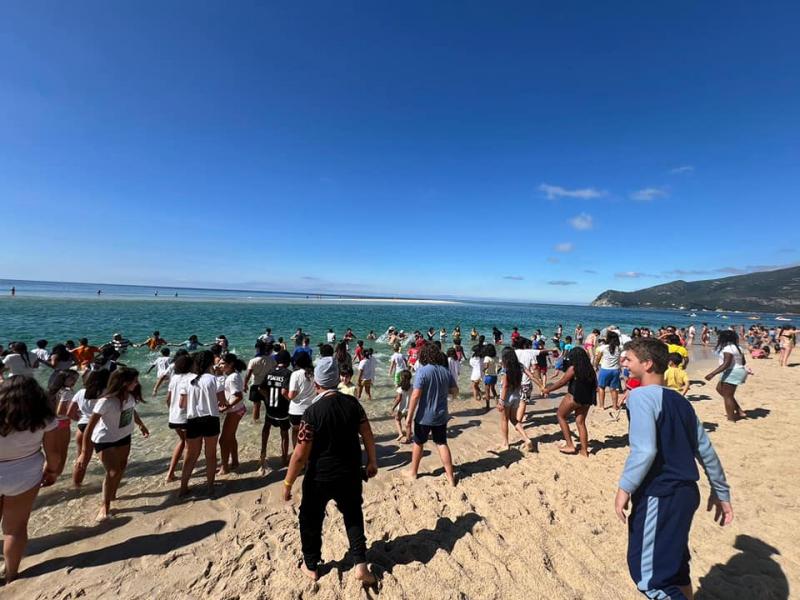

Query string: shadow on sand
696 534 788 600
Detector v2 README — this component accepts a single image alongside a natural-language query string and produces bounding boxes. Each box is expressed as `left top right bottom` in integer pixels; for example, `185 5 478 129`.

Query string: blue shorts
598 368 621 389
483 375 497 385
628 484 700 598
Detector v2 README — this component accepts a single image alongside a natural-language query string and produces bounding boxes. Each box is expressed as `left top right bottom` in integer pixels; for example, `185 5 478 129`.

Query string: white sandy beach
4 357 797 599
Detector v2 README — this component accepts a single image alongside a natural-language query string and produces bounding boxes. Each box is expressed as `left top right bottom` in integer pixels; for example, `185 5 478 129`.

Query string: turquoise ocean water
0 278 768 483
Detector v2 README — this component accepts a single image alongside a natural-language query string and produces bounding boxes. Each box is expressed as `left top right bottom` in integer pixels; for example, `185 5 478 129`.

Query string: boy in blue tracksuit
616 338 733 600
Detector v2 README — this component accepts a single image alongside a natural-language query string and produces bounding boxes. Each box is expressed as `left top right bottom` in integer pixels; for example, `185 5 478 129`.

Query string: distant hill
590 266 800 314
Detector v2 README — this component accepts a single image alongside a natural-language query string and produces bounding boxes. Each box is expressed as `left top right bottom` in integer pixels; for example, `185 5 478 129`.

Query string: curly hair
418 342 442 366
0 375 56 435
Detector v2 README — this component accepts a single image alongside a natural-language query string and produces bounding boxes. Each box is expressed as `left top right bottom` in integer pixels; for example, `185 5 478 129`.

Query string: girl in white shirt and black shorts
77 367 149 522
164 351 194 482
178 350 225 497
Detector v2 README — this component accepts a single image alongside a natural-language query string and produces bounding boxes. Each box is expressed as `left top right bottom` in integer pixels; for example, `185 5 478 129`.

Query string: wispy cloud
539 183 606 200
662 269 711 276
777 247 795 254
502 275 524 281
546 257 560 264
615 271 659 279
547 280 577 286
568 213 594 231
301 276 320 281
670 165 694 174
583 269 597 274
630 187 669 201
554 242 574 253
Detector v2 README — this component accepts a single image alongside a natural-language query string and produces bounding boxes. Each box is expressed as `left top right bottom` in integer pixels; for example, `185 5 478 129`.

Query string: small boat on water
747 316 760 320
776 317 791 321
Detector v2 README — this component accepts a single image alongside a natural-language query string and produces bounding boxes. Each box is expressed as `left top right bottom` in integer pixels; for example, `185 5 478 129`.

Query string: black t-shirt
536 350 549 368
259 366 292 419
298 391 367 482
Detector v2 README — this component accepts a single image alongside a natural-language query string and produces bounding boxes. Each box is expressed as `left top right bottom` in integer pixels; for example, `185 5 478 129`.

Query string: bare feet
558 446 578 455
526 440 538 453
178 486 191 498
95 507 110 522
301 563 319 581
259 465 271 477
354 563 377 586
165 473 177 483
402 469 417 481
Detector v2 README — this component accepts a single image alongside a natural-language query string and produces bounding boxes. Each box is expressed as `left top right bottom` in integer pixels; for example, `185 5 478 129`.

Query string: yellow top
664 366 688 392
667 344 689 368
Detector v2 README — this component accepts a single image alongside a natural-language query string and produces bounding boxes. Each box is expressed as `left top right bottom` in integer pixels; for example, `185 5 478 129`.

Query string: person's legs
252 400 261 422
575 405 590 457
471 380 481 404
280 426 289 466
72 430 93 487
718 382 739 420
435 443 456 486
179 437 202 496
220 413 241 474
364 381 372 401
298 479 328 578
98 445 128 520
203 435 218 493
597 387 607 410
394 414 404 439
611 389 620 411
556 396 577 453
259 421 271 472
166 429 186 482
512 401 535 451
498 403 509 448
1 484 40 582
406 443 424 479
333 480 375 584
55 426 71 475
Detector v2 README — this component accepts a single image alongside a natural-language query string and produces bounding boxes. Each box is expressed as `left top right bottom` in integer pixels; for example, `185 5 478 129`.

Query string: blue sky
1 1 798 302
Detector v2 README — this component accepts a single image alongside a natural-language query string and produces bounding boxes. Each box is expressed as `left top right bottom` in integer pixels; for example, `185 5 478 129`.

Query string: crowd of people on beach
1 318 790 594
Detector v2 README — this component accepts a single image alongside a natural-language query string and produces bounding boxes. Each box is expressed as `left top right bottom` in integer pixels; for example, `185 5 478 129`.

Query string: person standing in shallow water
283 357 378 585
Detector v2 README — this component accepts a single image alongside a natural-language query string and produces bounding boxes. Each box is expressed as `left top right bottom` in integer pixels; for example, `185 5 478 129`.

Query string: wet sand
5 353 797 599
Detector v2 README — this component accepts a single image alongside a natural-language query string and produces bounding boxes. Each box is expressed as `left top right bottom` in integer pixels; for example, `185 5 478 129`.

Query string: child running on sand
392 370 412 442
541 347 597 457
616 338 732 599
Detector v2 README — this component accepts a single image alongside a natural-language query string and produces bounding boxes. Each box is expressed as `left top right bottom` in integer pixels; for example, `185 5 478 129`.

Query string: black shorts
249 387 263 403
94 434 132 453
186 416 220 439
264 416 290 431
169 422 187 430
289 414 302 426
413 423 447 445
77 423 88 433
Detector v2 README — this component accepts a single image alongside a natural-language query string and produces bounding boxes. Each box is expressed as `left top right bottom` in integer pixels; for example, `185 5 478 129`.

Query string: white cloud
670 165 694 174
503 275 524 281
568 213 594 231
615 271 659 279
554 242 574 253
546 257 560 264
548 280 577 286
630 187 669 201
539 183 606 200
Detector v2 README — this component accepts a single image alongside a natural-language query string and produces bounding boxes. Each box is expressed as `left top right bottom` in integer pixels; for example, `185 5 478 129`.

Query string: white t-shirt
33 348 51 362
391 352 408 372
448 357 460 382
154 356 173 378
358 357 377 380
326 332 336 343
2 352 39 377
73 389 94 425
91 396 136 444
224 372 246 415
248 355 276 386
396 386 411 413
56 387 74 422
718 344 745 367
0 418 58 461
596 344 621 369
288 369 316 416
181 373 220 419
483 356 497 376
168 373 193 424
469 356 483 381
515 349 536 386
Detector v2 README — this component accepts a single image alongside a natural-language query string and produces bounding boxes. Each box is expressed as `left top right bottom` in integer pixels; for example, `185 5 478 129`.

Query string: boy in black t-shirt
258 350 292 474
283 357 378 586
